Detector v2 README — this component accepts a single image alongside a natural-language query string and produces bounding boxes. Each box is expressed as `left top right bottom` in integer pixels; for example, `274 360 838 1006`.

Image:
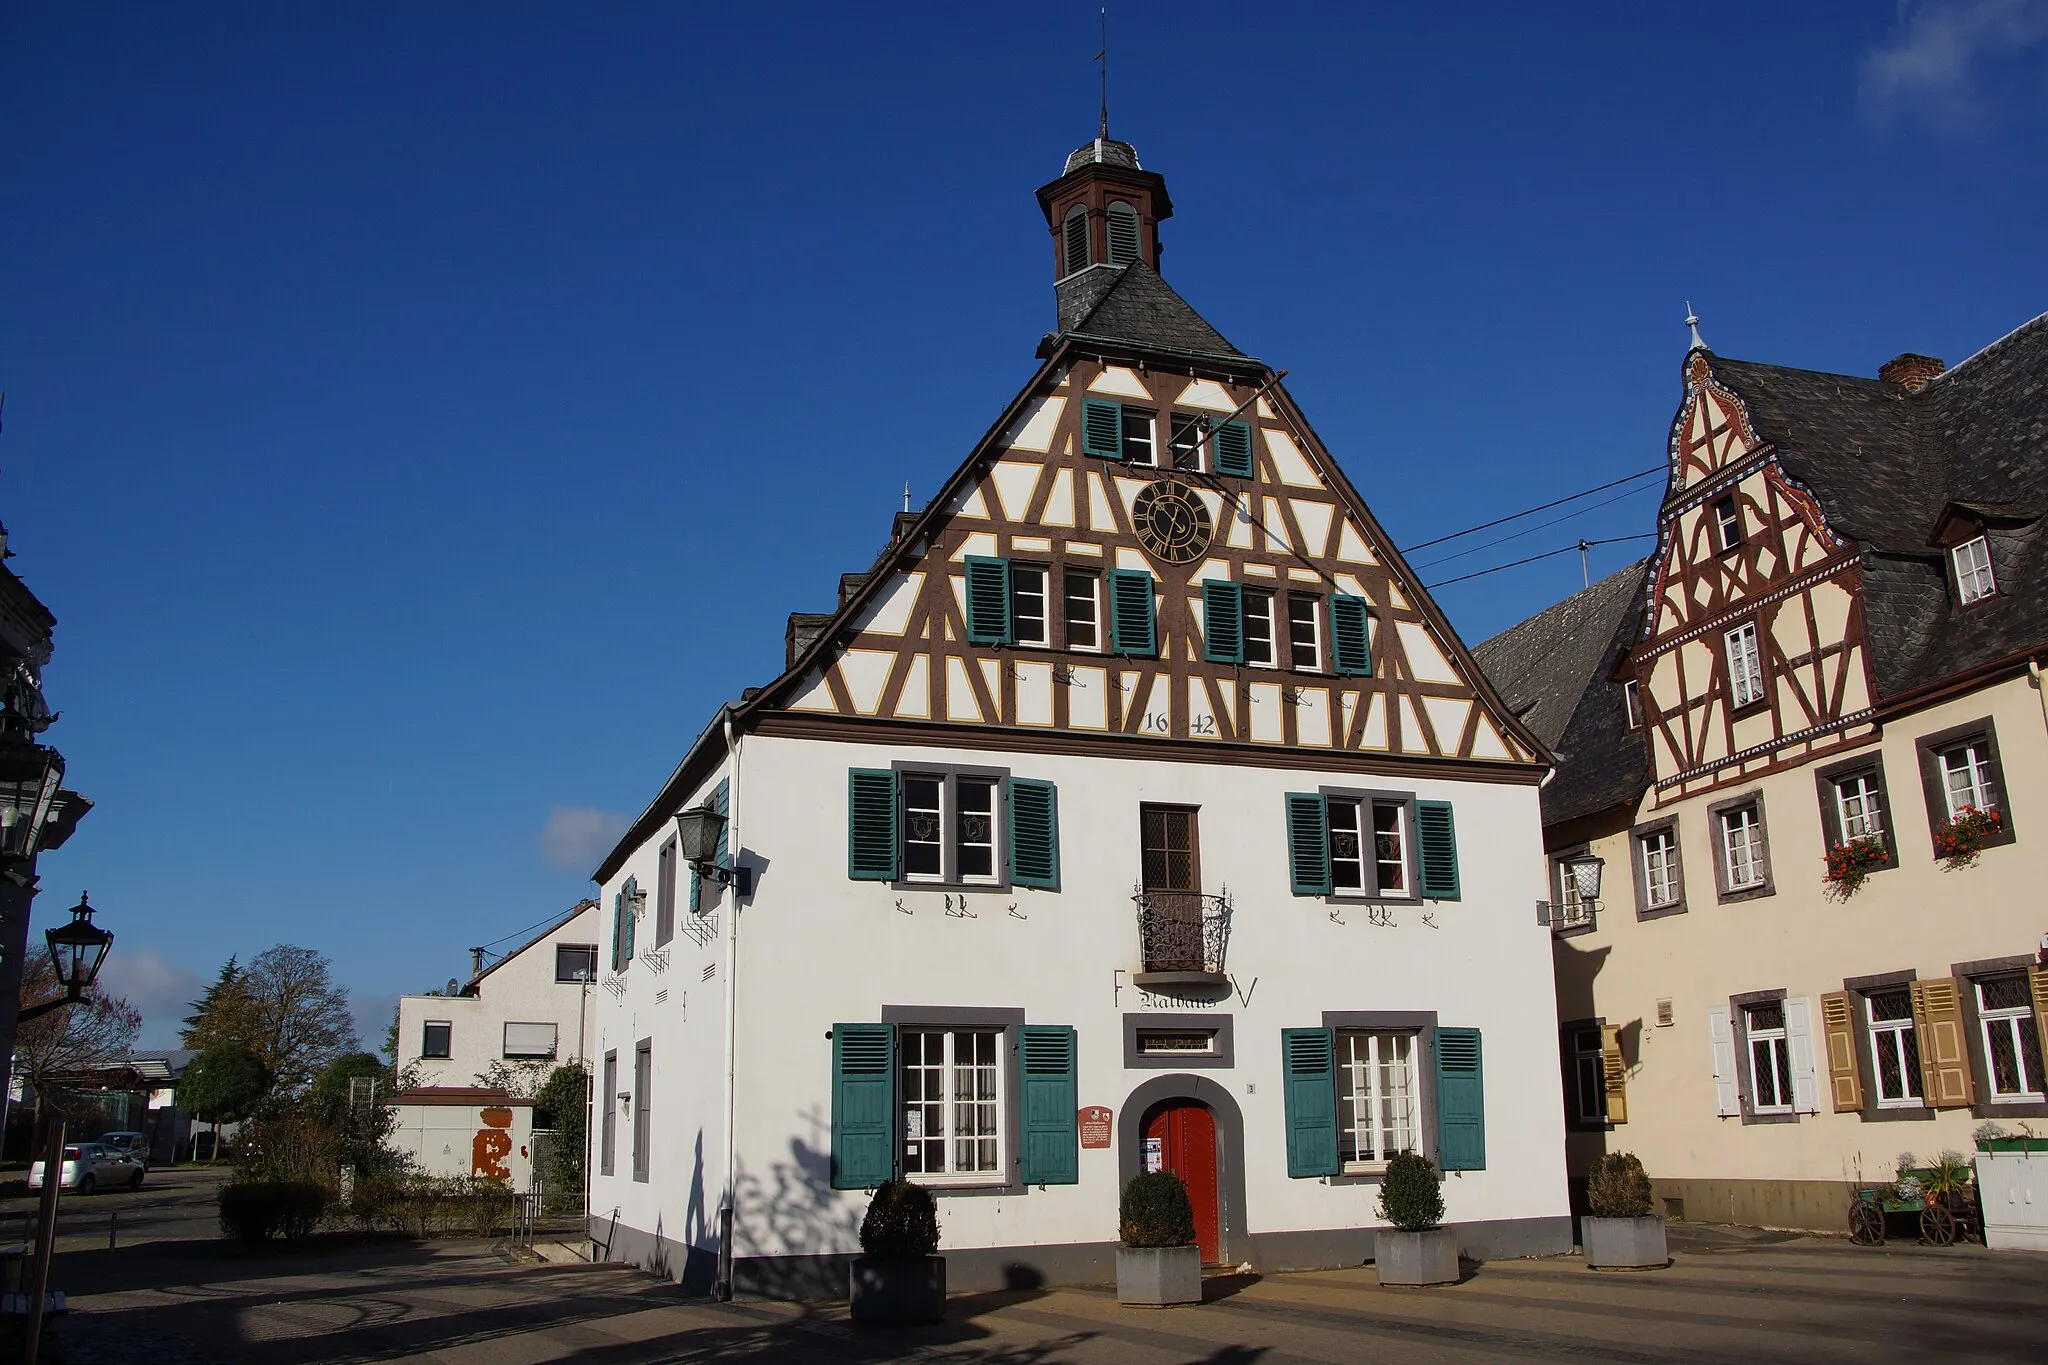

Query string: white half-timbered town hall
586 131 1571 1295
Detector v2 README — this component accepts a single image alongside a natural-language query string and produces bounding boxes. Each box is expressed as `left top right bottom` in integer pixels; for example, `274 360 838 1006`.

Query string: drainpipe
2030 660 2048 738
715 714 743 1300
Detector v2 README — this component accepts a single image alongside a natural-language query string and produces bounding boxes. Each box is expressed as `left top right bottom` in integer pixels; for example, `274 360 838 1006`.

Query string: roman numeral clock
1131 480 1214 564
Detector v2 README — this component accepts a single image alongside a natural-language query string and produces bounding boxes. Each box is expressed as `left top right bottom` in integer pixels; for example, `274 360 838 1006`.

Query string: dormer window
1106 201 1141 266
1952 535 1996 604
1061 205 1090 276
1713 496 1744 551
1623 680 1642 731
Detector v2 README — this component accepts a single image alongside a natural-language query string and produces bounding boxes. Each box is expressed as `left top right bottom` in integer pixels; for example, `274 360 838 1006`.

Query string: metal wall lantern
0 744 63 861
17 893 113 1024
1570 856 1606 904
674 806 753 895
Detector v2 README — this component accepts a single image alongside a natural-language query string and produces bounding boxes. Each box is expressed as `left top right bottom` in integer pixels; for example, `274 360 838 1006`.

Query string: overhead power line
1401 466 1665 554
1424 534 1658 589
1412 483 1661 571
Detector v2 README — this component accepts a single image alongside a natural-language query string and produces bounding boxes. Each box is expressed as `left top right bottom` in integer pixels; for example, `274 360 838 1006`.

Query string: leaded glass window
1747 1002 1792 1112
1866 990 1921 1106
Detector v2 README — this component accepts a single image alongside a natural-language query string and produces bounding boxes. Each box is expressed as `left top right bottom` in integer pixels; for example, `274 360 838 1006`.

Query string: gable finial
903 481 912 514
1096 8 1109 140
1685 301 1709 353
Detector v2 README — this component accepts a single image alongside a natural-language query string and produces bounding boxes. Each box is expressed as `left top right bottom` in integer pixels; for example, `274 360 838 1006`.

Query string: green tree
533 1061 588 1210
179 1043 271 1160
181 955 263 1052
242 944 359 1094
15 959 142 1130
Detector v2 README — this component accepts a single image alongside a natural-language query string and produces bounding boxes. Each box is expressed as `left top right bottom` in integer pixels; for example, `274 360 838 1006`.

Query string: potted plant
1582 1152 1668 1269
1823 837 1888 898
1374 1153 1458 1286
1934 805 2002 869
1116 1171 1201 1306
848 1180 945 1324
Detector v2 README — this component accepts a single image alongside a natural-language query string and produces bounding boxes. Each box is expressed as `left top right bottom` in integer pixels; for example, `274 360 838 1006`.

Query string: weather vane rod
1095 9 1109 139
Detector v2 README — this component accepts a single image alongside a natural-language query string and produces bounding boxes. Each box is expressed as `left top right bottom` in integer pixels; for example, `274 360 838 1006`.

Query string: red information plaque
1078 1105 1113 1149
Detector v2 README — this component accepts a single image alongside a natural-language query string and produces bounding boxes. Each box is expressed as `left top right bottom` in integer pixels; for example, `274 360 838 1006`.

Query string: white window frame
1640 828 1681 909
899 768 1004 887
1063 568 1100 652
1370 800 1409 896
899 1027 1005 1184
1725 622 1764 708
1286 592 1321 671
1746 1005 1794 1114
1243 589 1276 667
1834 772 1885 841
1939 740 1998 818
1327 797 1367 892
1864 990 1921 1108
1336 1028 1420 1171
1169 412 1206 472
1121 407 1155 466
1714 495 1743 550
1010 563 1049 647
1623 679 1642 730
1976 978 2046 1103
1952 535 1996 604
1721 804 1766 891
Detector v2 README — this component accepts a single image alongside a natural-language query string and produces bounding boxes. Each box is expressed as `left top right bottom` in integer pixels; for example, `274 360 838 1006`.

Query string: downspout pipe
715 714 742 1300
2030 659 2048 738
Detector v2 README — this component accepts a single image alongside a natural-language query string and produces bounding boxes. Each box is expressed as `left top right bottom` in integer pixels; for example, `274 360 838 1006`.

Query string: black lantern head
47 892 113 994
674 805 726 865
0 744 62 859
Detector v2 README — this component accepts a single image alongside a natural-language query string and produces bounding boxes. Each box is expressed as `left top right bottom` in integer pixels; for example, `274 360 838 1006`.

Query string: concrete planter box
1583 1216 1669 1269
848 1255 946 1324
1375 1227 1459 1286
1116 1244 1202 1306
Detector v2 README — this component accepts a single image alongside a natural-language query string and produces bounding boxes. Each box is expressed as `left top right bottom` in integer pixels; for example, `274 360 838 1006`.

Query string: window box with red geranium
1824 837 1889 898
1934 805 2003 869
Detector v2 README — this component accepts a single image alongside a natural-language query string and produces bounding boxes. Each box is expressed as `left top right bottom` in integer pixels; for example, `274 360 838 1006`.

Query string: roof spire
1685 301 1709 353
1096 9 1109 140
903 481 912 514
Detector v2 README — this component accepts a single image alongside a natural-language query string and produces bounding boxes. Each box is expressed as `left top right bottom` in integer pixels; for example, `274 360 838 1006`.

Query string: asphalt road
0 1161 227 1252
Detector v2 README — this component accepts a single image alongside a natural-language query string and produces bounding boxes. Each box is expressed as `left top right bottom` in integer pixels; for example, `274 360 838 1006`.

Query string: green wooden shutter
1282 1027 1341 1177
1213 421 1253 477
1082 400 1125 460
1202 580 1244 664
610 891 625 970
1009 778 1060 889
1285 793 1331 895
687 867 700 915
1109 569 1157 656
965 556 1012 645
619 876 637 961
847 769 899 881
1436 1027 1485 1171
1416 800 1460 900
1329 595 1373 676
831 1023 896 1189
1018 1025 1078 1184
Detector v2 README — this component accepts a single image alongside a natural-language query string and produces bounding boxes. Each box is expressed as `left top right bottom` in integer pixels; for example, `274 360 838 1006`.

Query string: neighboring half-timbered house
1476 314 2048 1232
586 133 1572 1296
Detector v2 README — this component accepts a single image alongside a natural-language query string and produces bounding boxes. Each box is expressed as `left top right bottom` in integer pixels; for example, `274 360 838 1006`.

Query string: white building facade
587 135 1572 1296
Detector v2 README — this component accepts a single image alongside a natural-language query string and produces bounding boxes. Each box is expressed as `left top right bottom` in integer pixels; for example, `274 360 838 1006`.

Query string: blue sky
4 3 2044 1050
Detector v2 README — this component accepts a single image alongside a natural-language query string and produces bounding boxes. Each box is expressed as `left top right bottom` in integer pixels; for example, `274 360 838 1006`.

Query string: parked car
99 1131 151 1169
28 1142 145 1194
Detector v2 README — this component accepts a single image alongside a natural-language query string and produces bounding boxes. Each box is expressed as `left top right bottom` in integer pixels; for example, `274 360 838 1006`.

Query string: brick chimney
1879 353 1946 391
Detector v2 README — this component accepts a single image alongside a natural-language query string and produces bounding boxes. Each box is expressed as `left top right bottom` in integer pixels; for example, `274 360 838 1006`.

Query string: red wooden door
1144 1100 1220 1263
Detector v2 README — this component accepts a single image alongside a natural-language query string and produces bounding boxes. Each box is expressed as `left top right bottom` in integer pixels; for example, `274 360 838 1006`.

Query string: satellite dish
446 978 459 997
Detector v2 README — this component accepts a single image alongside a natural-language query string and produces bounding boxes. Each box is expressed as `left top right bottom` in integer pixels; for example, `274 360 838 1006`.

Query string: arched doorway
1143 1098 1221 1263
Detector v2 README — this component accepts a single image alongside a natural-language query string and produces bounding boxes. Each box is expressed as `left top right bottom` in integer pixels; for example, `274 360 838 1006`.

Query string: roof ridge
1928 307 2048 385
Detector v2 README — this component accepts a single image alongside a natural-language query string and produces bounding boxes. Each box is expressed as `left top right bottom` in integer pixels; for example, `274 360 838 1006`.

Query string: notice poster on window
1078 1106 1112 1149
905 1111 923 1140
1144 1136 1164 1173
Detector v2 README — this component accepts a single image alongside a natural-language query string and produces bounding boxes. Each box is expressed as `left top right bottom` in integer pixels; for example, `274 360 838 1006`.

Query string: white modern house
395 899 600 1091
587 133 1572 1296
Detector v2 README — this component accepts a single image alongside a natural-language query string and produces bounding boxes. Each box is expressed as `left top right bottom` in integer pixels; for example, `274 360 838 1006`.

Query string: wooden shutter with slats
830 1024 895 1189
1108 569 1157 655
1910 977 1977 1108
1328 595 1373 676
1436 1027 1486 1170
1018 1025 1078 1184
1202 580 1243 664
1707 1007 1740 1116
1213 421 1253 477
1284 793 1330 895
1821 990 1864 1112
1008 778 1060 889
964 556 1012 645
1786 996 1822 1113
847 769 899 881
1416 801 1460 900
1600 1024 1628 1125
1282 1028 1339 1177
1081 399 1124 459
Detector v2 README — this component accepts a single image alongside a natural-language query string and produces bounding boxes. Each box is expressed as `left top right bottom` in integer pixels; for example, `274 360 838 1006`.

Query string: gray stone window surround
1546 841 1596 937
1318 785 1422 905
1321 1009 1438 1178
1728 988 1797 1126
1814 752 1900 874
1628 815 1687 921
880 1005 1028 1195
1949 955 2048 1121
890 761 1014 893
1123 1012 1234 1069
1117 1074 1249 1263
600 1049 618 1177
1841 969 1930 1124
1560 1016 1613 1132
632 1038 652 1183
1708 788 1776 904
1916 718 2017 857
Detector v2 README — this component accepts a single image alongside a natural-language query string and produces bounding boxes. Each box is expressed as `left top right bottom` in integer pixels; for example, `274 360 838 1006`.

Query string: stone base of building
588 1213 1571 1300
1649 1178 1861 1233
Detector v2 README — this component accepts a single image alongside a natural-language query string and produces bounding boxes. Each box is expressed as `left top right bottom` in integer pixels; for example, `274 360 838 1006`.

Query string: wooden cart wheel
1920 1202 1957 1247
1849 1203 1885 1246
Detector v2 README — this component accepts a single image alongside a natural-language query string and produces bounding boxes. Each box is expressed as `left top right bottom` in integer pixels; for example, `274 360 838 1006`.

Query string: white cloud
1860 0 2048 130
538 805 631 872
95 946 206 1049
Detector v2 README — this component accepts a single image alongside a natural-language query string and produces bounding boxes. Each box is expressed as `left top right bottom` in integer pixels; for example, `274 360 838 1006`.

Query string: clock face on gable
1132 480 1214 564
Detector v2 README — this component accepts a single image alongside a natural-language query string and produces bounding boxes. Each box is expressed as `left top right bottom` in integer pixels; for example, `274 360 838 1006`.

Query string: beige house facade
1476 313 2048 1232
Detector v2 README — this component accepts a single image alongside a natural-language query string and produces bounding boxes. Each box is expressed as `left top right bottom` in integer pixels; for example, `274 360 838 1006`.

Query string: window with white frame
1063 569 1100 651
900 1028 1003 1180
1010 564 1048 647
1834 771 1886 841
1952 535 1996 604
1243 589 1276 666
1720 803 1766 891
1640 827 1681 909
1713 495 1744 550
1939 739 1999 818
1287 593 1321 670
900 771 1001 885
1169 413 1206 471
1566 1024 1607 1125
1121 408 1155 465
1373 801 1408 895
1865 990 1921 1107
1337 1029 1418 1168
1623 680 1642 730
1746 1002 1793 1113
1327 796 1411 896
1977 977 2047 1102
1725 622 1764 708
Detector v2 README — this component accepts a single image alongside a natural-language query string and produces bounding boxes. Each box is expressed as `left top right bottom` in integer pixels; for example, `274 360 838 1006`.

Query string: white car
99 1131 151 1170
28 1142 145 1194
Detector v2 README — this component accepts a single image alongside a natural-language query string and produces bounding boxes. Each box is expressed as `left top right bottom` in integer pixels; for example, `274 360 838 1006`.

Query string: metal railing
1133 889 1232 974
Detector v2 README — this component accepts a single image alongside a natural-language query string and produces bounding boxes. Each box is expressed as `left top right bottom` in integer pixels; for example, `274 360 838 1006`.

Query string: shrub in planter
1374 1154 1457 1286
219 1179 329 1243
1583 1152 1668 1270
1117 1172 1200 1307
850 1181 945 1325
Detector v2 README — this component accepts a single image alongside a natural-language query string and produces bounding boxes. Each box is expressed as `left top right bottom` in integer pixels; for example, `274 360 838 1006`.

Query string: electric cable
1400 466 1664 554
1424 534 1658 589
1411 483 1662 571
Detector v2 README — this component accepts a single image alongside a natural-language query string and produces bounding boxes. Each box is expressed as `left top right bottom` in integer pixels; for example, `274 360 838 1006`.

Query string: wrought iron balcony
1133 888 1232 984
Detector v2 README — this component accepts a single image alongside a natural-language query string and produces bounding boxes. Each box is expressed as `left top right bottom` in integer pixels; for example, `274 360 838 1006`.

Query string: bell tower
1035 135 1173 312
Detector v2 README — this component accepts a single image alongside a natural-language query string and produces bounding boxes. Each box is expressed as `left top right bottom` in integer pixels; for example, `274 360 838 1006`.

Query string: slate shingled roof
1056 259 1247 361
1471 562 1651 827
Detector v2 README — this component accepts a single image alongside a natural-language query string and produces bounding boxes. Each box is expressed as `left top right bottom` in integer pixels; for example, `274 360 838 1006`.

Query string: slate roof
1471 562 1651 827
1056 259 1247 361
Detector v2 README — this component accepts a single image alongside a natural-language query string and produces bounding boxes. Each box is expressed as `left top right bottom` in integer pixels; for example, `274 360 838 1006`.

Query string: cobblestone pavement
34 1223 2048 1363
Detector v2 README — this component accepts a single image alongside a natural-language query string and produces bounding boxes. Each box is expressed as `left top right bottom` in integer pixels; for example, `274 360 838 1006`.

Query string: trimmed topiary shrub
1119 1171 1196 1248
860 1180 941 1259
1376 1153 1444 1232
219 1179 329 1243
1587 1152 1655 1218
